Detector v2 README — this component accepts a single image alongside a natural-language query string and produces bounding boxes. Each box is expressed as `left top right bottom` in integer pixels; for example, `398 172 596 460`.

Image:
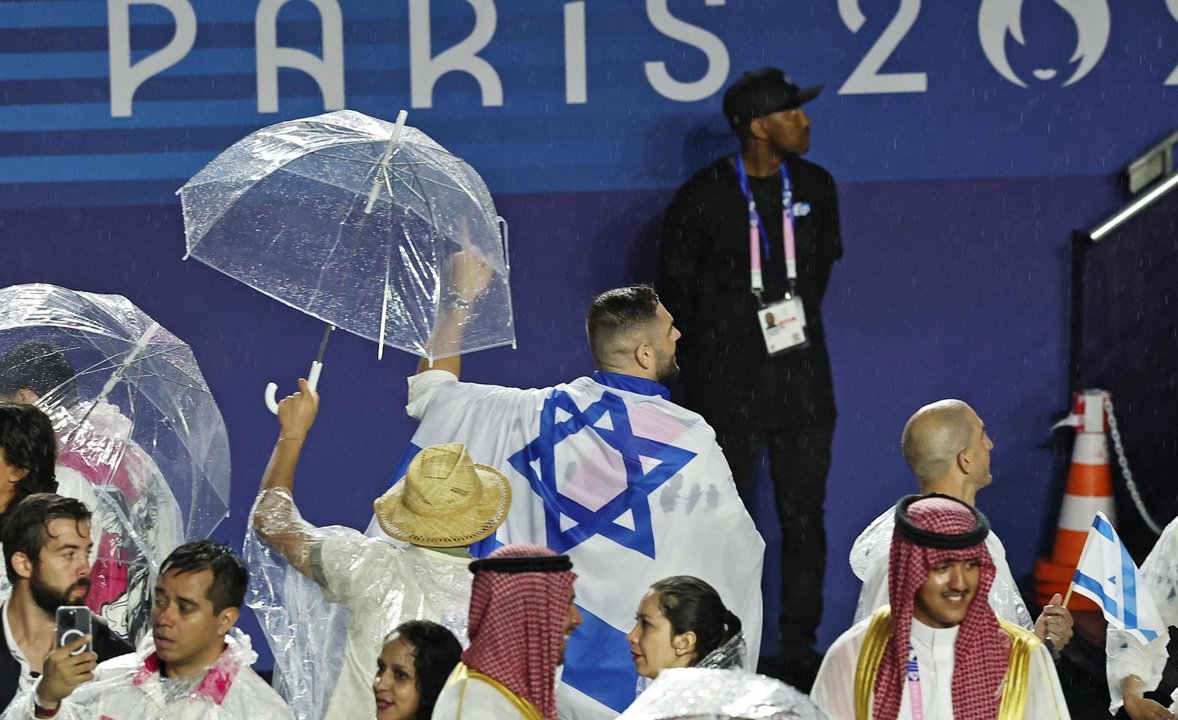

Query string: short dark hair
0 342 77 406
159 540 248 614
389 620 462 720
649 575 742 664
0 403 59 522
2 493 91 583
585 285 661 365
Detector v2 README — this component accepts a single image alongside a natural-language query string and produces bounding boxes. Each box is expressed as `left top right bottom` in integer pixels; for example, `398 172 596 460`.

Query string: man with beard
0 494 131 709
391 270 764 717
10 541 291 719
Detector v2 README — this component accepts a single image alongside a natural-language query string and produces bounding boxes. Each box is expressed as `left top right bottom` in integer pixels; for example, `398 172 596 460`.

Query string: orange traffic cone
1033 389 1117 611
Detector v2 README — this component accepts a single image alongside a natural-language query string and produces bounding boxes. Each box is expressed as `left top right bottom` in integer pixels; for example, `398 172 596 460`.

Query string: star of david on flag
1072 512 1166 644
502 388 695 557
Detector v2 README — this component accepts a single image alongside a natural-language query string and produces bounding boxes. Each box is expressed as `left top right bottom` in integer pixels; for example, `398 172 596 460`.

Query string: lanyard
907 645 924 720
735 153 796 302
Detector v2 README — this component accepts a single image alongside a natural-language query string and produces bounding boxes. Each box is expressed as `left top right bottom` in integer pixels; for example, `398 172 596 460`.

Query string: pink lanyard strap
735 154 797 302
907 644 925 720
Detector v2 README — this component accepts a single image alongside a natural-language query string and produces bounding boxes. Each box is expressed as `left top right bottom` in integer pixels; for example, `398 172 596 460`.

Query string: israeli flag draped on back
369 369 765 719
1072 511 1166 644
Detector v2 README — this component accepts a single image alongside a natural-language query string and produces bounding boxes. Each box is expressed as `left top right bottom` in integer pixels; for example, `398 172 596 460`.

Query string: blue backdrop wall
2 0 1175 669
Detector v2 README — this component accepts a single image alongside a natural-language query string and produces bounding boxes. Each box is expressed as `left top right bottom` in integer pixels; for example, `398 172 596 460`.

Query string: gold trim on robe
852 606 1042 720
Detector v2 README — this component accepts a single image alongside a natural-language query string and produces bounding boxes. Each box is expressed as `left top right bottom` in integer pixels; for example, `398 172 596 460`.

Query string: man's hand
1034 593 1074 651
276 378 319 442
1123 675 1176 720
448 250 493 305
36 635 97 709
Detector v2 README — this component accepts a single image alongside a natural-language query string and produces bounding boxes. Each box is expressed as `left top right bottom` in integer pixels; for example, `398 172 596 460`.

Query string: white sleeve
986 534 1034 630
1026 642 1072 719
406 369 459 419
1107 516 1178 713
810 622 866 720
54 466 98 512
849 509 893 624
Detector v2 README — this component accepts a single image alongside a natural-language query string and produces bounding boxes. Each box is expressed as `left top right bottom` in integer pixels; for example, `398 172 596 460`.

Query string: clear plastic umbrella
177 109 514 407
618 668 828 720
0 283 231 641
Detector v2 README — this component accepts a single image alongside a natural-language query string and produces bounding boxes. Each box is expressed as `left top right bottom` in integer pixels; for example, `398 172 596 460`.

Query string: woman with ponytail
626 575 745 679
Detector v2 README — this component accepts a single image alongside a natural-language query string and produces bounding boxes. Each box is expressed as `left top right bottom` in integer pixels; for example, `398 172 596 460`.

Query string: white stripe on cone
1071 432 1109 465
1059 495 1117 533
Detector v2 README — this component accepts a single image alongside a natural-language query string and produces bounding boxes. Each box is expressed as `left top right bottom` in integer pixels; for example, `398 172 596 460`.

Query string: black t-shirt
659 155 843 429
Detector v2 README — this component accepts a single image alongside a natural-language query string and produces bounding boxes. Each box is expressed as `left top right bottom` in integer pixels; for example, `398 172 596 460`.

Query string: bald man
848 399 1074 651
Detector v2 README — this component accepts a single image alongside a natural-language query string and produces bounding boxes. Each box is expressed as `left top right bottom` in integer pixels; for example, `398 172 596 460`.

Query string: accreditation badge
758 296 807 355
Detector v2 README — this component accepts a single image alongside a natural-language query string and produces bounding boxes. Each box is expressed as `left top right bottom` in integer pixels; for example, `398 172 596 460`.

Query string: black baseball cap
722 67 823 128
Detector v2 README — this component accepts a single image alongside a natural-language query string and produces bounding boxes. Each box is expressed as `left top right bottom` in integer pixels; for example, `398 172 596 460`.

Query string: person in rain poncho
627 575 745 681
250 380 510 720
0 494 133 709
5 540 291 719
849 399 1073 650
1107 515 1178 720
812 494 1070 720
0 341 184 641
433 543 582 720
616 667 829 720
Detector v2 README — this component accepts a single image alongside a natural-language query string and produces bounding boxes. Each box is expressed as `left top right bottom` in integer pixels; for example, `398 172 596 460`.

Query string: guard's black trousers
713 422 834 650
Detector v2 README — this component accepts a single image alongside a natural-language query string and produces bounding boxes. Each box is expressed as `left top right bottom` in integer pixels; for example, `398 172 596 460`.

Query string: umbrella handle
264 361 324 414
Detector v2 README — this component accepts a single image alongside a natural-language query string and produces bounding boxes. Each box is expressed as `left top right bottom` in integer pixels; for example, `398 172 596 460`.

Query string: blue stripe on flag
384 442 423 491
561 605 637 713
1073 572 1119 616
1093 514 1116 542
1075 514 1160 643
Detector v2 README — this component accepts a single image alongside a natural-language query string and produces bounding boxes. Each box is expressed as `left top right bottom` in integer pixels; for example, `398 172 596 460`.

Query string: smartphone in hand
55 606 92 656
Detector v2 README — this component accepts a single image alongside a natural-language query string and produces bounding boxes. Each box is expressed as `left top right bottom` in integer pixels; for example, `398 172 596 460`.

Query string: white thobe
433 671 535 719
810 617 1071 719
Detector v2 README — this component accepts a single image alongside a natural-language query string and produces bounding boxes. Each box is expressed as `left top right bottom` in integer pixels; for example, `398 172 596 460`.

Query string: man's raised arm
415 250 494 378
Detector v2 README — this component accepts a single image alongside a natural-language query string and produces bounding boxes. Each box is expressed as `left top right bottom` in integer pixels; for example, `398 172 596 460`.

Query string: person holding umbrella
0 340 183 642
386 255 765 719
250 378 510 720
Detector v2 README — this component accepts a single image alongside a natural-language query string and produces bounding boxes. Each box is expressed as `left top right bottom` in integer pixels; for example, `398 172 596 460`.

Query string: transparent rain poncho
619 668 828 720
178 109 514 362
245 487 472 720
1 629 292 720
1106 515 1178 713
849 505 1033 631
636 632 749 698
0 283 230 641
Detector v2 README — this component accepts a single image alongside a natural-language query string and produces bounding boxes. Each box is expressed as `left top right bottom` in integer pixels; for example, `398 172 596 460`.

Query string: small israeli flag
1072 512 1167 643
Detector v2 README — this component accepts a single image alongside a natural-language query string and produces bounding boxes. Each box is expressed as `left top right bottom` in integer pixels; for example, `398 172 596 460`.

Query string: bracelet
33 701 58 718
278 437 304 445
449 295 473 310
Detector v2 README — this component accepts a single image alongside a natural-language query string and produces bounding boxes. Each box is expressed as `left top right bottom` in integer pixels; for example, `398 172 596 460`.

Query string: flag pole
1062 513 1101 610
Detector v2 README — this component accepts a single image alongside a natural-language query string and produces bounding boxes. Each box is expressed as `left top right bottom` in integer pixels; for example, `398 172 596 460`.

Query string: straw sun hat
374 443 511 547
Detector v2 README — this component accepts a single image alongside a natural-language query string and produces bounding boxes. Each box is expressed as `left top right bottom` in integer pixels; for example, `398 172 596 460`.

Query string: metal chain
1104 396 1164 535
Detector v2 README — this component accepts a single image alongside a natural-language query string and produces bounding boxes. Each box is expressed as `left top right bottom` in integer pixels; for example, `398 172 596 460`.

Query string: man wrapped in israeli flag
371 254 765 720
